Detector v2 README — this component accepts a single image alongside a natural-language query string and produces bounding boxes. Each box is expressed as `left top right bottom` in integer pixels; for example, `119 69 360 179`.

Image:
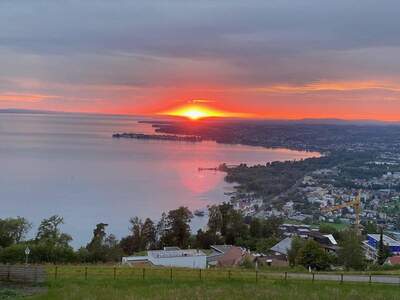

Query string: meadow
16 266 400 300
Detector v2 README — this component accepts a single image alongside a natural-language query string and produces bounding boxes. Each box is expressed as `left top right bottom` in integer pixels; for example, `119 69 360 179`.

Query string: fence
49 266 400 285
0 265 46 283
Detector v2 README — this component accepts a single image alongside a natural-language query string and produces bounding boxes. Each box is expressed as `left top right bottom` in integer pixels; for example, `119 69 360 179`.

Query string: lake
0 113 319 247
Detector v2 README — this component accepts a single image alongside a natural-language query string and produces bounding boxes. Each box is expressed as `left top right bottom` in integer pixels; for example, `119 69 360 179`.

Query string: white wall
149 255 207 269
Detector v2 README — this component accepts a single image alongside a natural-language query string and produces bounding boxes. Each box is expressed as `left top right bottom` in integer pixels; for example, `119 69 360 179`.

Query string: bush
0 243 77 264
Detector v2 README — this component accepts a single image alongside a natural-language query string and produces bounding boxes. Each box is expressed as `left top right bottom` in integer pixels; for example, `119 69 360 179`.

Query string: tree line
0 203 395 271
0 203 281 264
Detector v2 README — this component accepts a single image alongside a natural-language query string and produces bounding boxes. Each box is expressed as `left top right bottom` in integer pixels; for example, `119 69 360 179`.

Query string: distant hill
0 108 64 115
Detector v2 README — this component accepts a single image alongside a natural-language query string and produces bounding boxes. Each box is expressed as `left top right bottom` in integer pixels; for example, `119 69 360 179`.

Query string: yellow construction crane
321 192 362 234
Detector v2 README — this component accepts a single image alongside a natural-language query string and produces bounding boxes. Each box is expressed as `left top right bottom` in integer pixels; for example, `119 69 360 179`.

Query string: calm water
0 113 318 247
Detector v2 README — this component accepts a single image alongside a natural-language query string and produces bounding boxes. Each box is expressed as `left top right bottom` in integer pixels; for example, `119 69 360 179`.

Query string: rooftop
148 249 206 259
210 245 233 254
270 237 292 256
368 234 400 246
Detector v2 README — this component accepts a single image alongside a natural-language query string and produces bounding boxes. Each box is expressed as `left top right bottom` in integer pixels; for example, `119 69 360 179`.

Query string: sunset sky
1 1 400 120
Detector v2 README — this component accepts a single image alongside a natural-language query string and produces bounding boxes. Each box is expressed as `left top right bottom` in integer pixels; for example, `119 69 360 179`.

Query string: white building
122 247 207 269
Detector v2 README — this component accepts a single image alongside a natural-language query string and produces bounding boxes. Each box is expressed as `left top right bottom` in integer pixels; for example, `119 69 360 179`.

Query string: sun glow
160 104 231 120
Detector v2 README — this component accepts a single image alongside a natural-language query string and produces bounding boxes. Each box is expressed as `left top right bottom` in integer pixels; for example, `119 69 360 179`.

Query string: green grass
22 266 400 300
283 220 349 231
0 288 22 300
318 222 349 231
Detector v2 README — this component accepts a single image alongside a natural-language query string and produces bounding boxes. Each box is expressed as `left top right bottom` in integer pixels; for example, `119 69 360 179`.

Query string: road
284 272 400 285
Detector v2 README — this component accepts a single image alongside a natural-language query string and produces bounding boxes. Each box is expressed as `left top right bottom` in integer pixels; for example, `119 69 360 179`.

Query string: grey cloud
0 0 400 92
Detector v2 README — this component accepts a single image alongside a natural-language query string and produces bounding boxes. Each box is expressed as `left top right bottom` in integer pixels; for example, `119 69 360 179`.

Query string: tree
287 236 305 267
249 218 262 238
261 217 283 238
377 227 391 265
195 229 223 249
224 209 248 245
255 237 279 254
156 212 168 247
208 205 223 234
141 218 156 250
86 223 109 262
35 215 72 247
0 217 31 248
296 240 330 271
364 221 378 234
160 207 193 248
208 203 248 245
103 234 123 262
337 229 364 270
120 217 156 255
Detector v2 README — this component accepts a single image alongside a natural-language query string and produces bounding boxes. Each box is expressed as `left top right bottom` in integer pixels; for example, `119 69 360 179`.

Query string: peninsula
112 133 202 143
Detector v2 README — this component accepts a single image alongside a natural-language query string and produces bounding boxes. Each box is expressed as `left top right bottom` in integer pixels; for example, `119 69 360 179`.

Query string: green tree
141 218 156 250
207 205 223 234
160 207 193 248
364 221 378 234
86 223 109 262
103 234 123 262
249 218 262 238
35 215 72 247
0 217 31 248
156 213 168 247
208 203 248 245
287 236 305 267
377 228 391 265
120 217 156 255
296 240 330 271
255 237 279 254
195 229 223 249
261 217 283 238
337 229 364 270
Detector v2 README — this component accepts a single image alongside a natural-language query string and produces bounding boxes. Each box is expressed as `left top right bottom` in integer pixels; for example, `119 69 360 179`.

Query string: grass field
18 266 400 300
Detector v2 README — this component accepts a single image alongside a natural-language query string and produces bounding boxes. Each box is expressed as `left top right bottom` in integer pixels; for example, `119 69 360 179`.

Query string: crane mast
320 192 362 235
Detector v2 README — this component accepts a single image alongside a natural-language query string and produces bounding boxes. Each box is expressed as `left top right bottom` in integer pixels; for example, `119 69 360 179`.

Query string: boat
194 209 205 217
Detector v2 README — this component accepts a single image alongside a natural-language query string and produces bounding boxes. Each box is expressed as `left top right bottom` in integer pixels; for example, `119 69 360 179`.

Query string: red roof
387 256 400 265
217 246 244 267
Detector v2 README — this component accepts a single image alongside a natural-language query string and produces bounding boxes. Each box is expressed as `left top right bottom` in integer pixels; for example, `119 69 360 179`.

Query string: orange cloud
0 92 57 102
252 80 400 94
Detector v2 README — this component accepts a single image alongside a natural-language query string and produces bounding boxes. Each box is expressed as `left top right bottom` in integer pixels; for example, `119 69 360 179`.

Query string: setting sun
159 102 250 120
168 105 226 120
180 108 210 120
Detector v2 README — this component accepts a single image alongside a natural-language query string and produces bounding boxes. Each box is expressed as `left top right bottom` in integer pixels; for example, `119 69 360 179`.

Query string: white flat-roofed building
122 247 207 269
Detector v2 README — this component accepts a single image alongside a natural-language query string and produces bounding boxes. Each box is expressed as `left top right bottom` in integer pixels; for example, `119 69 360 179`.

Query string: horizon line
1 108 400 124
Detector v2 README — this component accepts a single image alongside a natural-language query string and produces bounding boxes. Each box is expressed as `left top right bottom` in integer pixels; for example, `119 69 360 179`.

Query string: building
122 247 207 269
207 245 246 267
270 232 339 258
385 256 400 266
363 234 400 260
307 231 339 253
279 223 313 238
270 237 292 256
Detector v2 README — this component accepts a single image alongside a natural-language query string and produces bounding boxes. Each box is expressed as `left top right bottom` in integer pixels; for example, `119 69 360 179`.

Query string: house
254 254 289 267
279 223 313 238
307 231 339 253
122 247 207 269
385 256 400 265
207 245 245 267
270 232 339 258
270 237 292 256
363 234 400 261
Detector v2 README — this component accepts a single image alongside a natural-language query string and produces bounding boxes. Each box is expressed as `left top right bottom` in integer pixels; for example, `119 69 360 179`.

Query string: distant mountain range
0 108 64 115
0 108 399 125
